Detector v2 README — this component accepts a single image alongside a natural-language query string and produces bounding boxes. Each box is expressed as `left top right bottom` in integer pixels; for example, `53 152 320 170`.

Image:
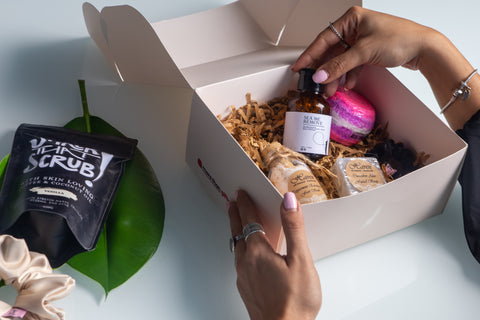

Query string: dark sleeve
456 110 480 264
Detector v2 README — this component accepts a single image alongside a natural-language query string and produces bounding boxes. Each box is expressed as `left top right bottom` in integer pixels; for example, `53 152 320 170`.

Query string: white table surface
1 1 480 319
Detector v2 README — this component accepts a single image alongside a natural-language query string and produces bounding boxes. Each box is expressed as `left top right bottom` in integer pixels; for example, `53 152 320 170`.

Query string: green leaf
65 116 165 295
0 154 9 187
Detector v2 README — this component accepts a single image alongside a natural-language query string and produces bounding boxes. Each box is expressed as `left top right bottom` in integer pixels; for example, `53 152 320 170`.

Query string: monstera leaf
64 80 165 295
0 81 165 295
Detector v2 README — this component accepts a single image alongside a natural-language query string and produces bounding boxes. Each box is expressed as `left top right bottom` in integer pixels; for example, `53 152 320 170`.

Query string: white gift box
83 0 467 260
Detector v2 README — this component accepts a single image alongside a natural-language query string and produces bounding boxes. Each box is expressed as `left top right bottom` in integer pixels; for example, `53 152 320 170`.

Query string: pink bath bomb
327 89 375 146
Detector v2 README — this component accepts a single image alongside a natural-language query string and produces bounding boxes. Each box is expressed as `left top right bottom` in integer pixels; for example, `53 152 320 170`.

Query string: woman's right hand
291 6 440 97
292 6 479 130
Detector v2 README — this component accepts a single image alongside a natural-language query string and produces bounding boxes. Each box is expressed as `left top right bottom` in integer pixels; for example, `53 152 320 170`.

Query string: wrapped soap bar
332 157 386 197
261 142 327 204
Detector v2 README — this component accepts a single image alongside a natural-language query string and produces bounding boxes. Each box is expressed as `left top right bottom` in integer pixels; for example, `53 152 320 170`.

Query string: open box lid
83 0 361 89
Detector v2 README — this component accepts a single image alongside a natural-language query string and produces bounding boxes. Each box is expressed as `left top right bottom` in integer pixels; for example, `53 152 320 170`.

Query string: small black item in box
0 123 137 267
367 139 419 179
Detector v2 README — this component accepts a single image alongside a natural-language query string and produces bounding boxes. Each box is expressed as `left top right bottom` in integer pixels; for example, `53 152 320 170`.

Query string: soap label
345 159 384 192
283 112 332 156
287 169 327 203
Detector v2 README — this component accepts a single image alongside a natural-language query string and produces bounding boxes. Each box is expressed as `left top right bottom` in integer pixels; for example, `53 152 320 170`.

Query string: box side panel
198 65 297 116
152 2 272 71
185 92 284 248
355 66 467 161
279 0 362 47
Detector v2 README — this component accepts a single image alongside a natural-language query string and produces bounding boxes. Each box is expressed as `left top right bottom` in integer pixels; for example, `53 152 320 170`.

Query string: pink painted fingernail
283 192 297 211
312 70 328 83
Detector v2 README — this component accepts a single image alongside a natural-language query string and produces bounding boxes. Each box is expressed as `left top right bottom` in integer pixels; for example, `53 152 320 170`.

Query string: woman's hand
291 6 437 97
228 191 321 320
292 5 479 130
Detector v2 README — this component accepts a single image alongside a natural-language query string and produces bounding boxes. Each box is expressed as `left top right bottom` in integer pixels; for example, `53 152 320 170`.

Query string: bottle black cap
298 68 325 94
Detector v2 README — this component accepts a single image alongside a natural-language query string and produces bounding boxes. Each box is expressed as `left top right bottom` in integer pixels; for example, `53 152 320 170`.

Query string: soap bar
332 157 386 197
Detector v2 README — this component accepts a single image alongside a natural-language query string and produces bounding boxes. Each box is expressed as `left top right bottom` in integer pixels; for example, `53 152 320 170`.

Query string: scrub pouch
0 123 137 267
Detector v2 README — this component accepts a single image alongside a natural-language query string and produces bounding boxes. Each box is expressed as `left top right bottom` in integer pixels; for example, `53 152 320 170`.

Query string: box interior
191 65 467 257
200 65 466 164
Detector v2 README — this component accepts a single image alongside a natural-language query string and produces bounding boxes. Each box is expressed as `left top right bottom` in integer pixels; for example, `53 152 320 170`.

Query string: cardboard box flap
83 3 117 74
83 2 189 87
83 0 362 88
279 0 362 46
239 0 299 45
237 0 363 47
150 2 275 85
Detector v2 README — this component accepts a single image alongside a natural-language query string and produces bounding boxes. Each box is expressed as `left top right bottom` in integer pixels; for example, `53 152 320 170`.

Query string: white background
1 0 480 319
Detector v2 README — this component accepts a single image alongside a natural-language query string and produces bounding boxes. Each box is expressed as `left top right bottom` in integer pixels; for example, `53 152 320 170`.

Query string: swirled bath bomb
327 89 375 146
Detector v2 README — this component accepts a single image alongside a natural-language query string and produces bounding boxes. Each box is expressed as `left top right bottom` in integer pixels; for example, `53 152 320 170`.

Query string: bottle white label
283 111 332 156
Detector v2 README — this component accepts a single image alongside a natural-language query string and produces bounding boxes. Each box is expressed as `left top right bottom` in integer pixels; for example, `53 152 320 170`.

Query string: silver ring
328 22 350 49
230 234 243 252
242 223 265 242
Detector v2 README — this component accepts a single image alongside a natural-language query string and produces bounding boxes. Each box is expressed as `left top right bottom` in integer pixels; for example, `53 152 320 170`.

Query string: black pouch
0 123 137 267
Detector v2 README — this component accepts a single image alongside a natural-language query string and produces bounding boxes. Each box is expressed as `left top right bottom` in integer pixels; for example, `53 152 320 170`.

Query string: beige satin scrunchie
0 235 75 320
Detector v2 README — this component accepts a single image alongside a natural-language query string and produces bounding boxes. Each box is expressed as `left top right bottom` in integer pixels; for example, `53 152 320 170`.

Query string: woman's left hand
228 190 322 320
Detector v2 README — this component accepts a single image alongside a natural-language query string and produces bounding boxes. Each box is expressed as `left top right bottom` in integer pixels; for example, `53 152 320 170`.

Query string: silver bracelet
440 69 478 114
